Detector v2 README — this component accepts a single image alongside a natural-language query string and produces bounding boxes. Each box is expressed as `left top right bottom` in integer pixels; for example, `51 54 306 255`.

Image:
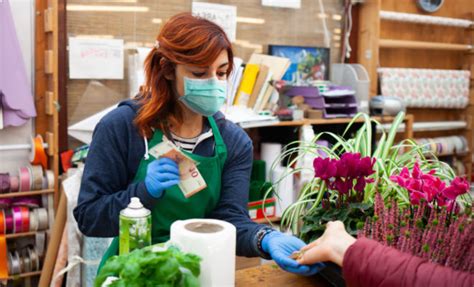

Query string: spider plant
265 112 472 237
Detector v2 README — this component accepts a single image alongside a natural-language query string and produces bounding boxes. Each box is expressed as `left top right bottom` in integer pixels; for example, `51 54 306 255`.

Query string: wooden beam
58 0 68 153
357 0 381 97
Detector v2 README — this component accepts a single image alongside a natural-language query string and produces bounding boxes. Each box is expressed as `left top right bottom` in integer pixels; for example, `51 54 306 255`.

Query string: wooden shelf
253 217 281 224
0 189 54 199
5 231 38 239
256 116 398 127
8 271 41 280
380 39 472 51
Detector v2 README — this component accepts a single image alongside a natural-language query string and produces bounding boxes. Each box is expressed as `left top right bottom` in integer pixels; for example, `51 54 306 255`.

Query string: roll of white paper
170 219 236 287
261 143 283 181
272 166 295 217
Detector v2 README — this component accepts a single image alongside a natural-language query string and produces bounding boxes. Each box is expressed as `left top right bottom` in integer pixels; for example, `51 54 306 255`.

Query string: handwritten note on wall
192 2 237 42
69 37 124 79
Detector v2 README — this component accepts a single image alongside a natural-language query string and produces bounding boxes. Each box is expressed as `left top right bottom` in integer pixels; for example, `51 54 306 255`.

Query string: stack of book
227 54 291 113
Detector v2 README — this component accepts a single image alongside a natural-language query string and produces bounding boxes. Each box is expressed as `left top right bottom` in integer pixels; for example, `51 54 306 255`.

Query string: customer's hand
144 158 180 198
262 231 325 276
297 221 356 267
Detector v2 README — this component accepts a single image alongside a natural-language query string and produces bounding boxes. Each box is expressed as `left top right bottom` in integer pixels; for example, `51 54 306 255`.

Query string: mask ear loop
143 136 150 160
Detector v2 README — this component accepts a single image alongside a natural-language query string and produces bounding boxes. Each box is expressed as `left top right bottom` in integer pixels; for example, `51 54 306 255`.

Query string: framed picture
269 45 330 84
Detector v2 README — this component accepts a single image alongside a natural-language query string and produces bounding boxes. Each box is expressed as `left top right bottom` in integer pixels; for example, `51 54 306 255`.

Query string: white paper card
192 2 237 42
262 0 301 9
69 37 124 79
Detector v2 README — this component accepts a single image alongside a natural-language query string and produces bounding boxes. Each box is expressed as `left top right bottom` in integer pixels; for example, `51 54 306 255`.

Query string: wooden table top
235 264 332 287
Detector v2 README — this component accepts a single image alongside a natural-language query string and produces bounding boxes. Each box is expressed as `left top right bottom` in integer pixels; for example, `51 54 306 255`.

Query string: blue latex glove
144 158 180 198
262 231 325 276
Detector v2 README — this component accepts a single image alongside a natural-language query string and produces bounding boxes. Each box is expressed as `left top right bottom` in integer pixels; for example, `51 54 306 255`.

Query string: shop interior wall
66 0 345 148
0 0 35 173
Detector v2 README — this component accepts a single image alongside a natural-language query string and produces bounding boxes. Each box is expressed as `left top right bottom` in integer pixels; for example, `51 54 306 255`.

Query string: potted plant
268 112 472 237
266 112 472 285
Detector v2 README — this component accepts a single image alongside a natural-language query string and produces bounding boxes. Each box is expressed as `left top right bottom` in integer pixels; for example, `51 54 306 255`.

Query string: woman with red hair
74 13 323 275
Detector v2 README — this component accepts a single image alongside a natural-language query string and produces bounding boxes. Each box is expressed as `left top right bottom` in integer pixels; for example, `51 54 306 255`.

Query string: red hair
135 13 234 138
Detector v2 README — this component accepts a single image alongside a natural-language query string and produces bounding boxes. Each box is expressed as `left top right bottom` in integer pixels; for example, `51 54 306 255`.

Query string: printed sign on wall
192 2 237 42
69 37 124 79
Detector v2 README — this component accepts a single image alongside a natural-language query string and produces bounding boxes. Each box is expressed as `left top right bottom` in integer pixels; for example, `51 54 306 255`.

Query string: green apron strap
207 116 227 166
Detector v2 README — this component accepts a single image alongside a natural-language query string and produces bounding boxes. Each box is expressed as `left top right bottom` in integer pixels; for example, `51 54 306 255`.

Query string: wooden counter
236 264 332 287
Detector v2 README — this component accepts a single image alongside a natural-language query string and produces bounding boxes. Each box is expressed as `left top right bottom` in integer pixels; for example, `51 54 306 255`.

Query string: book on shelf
227 57 243 106
248 64 270 108
248 53 290 81
234 64 260 106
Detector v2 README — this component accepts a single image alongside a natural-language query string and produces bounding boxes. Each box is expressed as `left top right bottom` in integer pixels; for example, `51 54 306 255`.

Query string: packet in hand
148 141 207 198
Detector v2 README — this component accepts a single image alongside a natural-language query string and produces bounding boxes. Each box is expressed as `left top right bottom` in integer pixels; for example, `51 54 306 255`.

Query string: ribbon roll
30 165 44 191
4 209 13 234
36 208 49 231
29 209 38 232
9 176 19 193
12 207 29 234
0 211 4 235
29 135 48 170
20 207 29 233
28 247 39 272
19 167 31 192
42 175 48 190
47 194 54 228
21 249 31 273
41 194 48 208
8 251 21 275
0 198 12 209
13 196 41 208
0 235 7 279
35 232 46 257
46 170 55 189
12 207 23 234
0 173 10 193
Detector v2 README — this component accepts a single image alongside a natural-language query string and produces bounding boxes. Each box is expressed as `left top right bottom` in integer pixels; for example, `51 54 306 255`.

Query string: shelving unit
356 0 473 180
1 0 60 284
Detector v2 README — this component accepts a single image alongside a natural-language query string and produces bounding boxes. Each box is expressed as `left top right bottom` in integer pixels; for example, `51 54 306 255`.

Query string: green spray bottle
119 197 151 255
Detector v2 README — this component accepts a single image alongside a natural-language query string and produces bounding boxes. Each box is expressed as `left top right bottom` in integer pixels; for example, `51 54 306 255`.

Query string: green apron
97 117 227 271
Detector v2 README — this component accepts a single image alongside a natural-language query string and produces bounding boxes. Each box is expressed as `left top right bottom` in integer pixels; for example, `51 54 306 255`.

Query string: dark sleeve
73 111 158 237
208 128 268 257
342 238 474 287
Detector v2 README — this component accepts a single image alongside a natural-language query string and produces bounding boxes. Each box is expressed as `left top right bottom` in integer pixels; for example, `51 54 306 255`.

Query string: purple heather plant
361 194 473 273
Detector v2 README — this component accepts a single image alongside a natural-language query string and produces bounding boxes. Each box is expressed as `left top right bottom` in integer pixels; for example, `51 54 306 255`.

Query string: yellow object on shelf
234 64 260 106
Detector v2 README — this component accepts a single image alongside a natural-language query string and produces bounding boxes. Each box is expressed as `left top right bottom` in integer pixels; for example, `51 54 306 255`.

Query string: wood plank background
66 0 345 147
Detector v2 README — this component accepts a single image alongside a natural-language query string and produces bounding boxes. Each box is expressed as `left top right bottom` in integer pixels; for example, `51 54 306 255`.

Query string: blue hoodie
73 100 268 257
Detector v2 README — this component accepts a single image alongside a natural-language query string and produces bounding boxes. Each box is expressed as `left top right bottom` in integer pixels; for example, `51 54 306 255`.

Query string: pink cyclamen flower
336 152 361 178
313 157 337 180
442 177 469 200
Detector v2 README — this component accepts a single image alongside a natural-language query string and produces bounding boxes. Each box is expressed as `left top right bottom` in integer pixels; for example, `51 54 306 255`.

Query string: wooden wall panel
66 0 345 147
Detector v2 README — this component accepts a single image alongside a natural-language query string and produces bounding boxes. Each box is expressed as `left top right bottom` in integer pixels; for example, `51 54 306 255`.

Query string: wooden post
357 0 381 97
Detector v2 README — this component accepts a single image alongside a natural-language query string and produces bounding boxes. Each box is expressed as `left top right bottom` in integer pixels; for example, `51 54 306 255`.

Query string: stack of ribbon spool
0 207 49 235
0 167 54 193
7 246 41 275
414 136 468 157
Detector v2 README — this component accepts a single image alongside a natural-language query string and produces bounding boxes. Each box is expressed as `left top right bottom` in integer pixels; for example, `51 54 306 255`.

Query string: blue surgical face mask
179 76 227 117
